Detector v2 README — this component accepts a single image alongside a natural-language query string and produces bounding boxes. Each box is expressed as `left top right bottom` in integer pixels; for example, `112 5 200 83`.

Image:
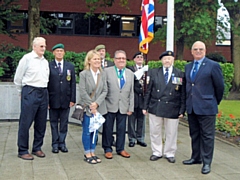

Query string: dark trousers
188 111 216 165
102 111 127 153
49 108 70 148
128 107 145 143
18 85 48 155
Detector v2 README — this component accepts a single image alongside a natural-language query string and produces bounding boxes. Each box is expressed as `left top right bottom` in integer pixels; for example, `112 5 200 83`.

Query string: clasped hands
89 102 98 115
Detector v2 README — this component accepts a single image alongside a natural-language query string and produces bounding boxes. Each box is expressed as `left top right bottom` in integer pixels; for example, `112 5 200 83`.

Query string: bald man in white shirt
14 37 49 160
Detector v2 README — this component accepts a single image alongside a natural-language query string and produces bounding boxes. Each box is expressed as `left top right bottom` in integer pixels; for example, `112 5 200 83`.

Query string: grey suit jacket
79 70 108 116
105 66 134 114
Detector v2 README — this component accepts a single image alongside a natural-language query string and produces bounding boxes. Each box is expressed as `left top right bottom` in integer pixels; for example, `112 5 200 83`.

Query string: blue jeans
82 113 98 154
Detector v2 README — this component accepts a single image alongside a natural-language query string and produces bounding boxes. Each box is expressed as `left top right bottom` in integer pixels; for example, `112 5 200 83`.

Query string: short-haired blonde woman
79 50 108 164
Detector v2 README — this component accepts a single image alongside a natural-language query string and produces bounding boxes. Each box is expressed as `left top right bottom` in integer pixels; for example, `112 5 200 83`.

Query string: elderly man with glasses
102 50 134 159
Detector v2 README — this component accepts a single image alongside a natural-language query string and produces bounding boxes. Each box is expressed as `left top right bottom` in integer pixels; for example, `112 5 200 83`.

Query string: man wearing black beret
143 50 186 163
48 43 76 153
127 52 147 148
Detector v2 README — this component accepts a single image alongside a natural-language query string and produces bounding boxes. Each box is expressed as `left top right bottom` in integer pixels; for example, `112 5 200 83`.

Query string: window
121 16 136 37
75 14 89 35
8 12 27 33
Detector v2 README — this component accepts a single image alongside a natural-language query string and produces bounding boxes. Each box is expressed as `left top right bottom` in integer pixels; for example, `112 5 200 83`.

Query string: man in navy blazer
183 41 224 174
48 44 76 153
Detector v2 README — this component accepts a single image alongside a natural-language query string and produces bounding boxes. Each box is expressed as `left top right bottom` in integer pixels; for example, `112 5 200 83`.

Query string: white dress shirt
14 51 49 93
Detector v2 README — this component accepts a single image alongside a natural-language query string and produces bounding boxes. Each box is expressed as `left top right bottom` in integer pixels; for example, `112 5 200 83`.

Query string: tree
222 0 240 91
0 0 23 37
155 0 220 60
28 0 41 49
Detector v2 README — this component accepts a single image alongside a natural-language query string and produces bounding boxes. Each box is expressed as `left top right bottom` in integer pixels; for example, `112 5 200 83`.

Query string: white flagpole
166 0 174 51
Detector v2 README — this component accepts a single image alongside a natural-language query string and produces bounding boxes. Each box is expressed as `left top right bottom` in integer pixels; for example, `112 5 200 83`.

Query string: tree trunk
176 37 184 60
175 8 184 60
28 0 41 49
232 14 240 91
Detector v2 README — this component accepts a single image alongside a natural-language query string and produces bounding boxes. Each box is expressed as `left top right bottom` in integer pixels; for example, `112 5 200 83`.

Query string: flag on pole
139 0 155 54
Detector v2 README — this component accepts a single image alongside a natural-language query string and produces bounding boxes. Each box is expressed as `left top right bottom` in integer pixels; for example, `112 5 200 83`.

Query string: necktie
119 69 125 89
164 68 169 85
58 62 62 74
191 61 199 81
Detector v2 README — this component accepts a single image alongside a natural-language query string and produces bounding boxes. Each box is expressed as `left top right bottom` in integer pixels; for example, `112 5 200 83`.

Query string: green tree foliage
155 0 220 59
222 0 240 91
0 0 23 36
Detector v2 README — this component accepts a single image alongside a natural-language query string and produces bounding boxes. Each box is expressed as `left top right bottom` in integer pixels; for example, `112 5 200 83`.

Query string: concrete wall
0 82 81 125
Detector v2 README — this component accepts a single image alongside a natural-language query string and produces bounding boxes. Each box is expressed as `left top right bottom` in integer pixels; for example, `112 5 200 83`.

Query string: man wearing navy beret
143 50 186 163
48 43 76 153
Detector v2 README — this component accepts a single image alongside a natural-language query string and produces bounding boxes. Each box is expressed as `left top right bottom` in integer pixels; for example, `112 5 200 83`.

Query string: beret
95 44 105 51
132 52 143 59
159 50 174 60
52 43 64 51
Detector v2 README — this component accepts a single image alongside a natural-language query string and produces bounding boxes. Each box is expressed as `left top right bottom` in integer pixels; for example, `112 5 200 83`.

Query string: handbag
71 74 100 121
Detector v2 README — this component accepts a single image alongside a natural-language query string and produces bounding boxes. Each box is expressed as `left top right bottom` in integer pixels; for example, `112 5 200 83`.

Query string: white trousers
149 113 179 158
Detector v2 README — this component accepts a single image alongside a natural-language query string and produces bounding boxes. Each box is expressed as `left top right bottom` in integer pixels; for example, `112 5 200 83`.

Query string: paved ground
0 120 239 180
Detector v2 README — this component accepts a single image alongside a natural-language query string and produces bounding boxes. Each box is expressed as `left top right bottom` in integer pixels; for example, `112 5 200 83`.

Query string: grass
218 100 240 118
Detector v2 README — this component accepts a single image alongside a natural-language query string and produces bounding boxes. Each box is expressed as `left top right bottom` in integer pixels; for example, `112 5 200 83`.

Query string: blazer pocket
202 95 213 100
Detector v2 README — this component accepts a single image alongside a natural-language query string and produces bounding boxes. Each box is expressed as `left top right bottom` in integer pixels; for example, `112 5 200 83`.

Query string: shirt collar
90 68 100 76
194 57 205 65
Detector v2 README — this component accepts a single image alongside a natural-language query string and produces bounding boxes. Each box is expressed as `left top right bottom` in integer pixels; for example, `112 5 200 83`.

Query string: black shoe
137 141 147 147
182 158 202 165
201 164 211 174
129 142 135 147
150 155 162 161
52 147 59 153
59 146 68 153
166 157 175 163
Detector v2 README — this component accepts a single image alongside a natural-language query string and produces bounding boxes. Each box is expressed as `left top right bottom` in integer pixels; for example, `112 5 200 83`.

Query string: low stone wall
0 82 81 125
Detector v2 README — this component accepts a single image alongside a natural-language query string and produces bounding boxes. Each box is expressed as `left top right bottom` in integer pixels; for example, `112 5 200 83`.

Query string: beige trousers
149 113 179 158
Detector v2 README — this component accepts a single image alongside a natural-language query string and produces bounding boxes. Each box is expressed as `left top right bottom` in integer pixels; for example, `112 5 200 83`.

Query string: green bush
206 52 227 63
0 45 234 98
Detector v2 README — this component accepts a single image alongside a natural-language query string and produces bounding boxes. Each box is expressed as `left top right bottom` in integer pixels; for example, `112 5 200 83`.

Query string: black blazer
143 67 186 118
103 59 114 68
127 65 144 109
48 60 76 109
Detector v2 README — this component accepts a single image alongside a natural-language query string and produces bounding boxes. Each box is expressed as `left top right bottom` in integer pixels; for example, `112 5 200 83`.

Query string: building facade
0 0 231 61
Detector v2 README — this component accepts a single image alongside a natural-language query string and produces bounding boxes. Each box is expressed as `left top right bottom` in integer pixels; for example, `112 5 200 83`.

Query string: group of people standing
14 37 224 175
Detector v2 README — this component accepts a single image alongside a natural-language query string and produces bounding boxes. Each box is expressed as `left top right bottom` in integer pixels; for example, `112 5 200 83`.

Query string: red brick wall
1 0 231 61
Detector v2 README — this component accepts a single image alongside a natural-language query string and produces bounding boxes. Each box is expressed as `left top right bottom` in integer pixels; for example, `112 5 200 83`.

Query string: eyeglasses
136 56 143 58
115 57 126 60
193 48 204 51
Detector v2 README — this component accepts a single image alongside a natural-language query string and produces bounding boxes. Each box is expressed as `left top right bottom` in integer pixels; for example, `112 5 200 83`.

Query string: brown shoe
105 152 113 159
117 150 130 158
32 151 45 158
18 154 34 160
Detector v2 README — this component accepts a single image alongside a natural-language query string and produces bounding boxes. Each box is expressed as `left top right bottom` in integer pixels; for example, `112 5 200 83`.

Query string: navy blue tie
58 62 62 74
191 62 199 81
119 69 125 89
164 68 169 85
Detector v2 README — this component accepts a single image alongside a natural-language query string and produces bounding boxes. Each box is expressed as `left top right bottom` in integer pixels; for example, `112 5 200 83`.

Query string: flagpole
166 0 174 51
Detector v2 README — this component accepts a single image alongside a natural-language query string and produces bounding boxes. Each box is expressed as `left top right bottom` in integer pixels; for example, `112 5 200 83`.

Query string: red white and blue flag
139 0 155 54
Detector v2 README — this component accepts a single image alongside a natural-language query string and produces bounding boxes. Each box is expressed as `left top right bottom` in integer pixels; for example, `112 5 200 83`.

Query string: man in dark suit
127 52 147 147
183 41 224 174
102 50 134 159
143 51 186 163
48 43 76 153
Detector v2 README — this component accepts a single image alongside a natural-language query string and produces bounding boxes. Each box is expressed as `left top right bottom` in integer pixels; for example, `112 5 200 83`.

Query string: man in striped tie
143 51 186 163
